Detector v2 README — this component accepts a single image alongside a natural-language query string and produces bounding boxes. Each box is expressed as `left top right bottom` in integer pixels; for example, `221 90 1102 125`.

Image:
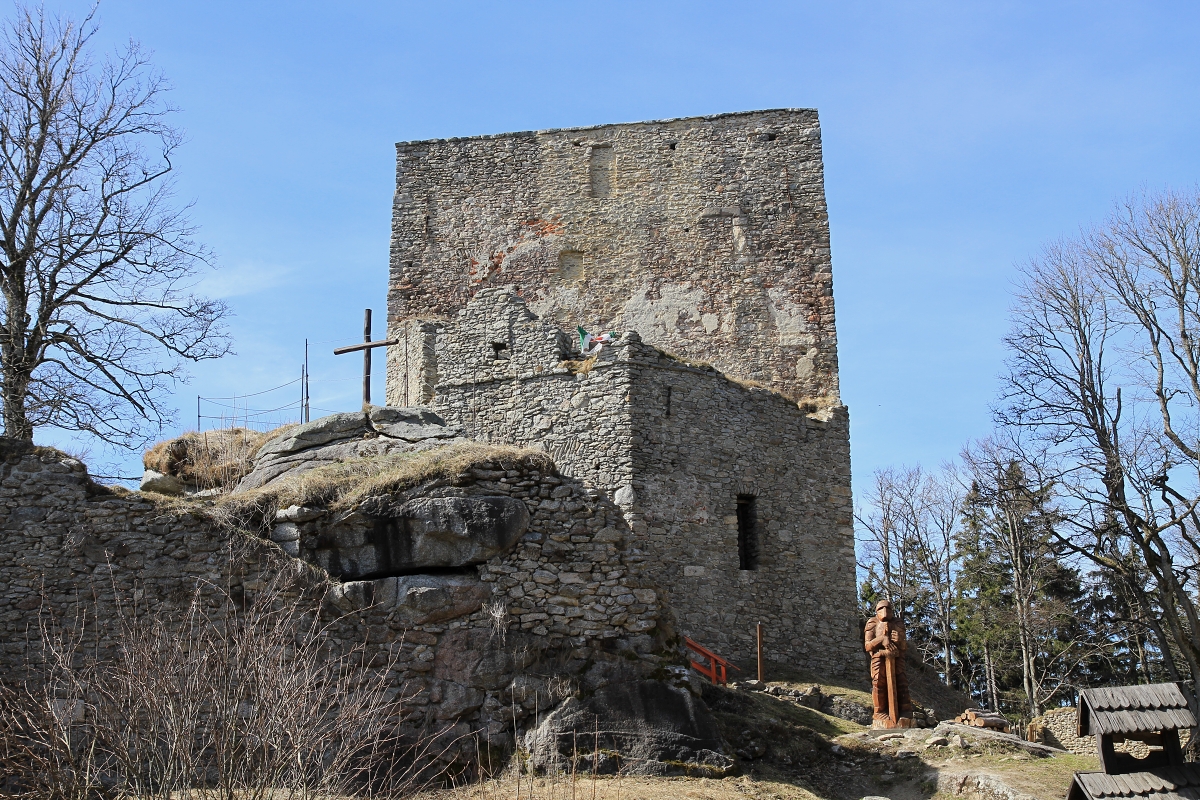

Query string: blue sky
40 1 1200 496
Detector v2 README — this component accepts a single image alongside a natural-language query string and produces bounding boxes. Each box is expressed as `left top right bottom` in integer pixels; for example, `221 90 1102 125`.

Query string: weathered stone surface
256 412 371 457
329 574 492 625
525 680 734 776
369 406 459 441
390 287 861 677
826 694 873 725
386 110 840 405
0 442 661 774
233 408 468 493
275 505 324 523
140 469 185 495
312 496 529 580
396 496 530 568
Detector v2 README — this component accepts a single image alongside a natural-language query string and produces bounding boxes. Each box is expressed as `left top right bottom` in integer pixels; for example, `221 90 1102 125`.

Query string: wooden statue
864 599 913 729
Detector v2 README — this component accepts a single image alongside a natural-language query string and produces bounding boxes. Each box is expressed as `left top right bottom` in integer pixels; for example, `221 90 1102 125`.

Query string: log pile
953 709 1010 731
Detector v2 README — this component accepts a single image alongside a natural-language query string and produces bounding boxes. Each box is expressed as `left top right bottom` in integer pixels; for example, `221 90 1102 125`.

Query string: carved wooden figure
864 599 913 729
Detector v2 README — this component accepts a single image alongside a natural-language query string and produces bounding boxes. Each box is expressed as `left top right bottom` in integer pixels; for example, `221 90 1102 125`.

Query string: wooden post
363 308 372 406
756 622 764 682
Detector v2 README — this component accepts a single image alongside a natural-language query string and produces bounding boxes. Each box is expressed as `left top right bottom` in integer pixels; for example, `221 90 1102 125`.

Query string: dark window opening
668 141 678 150
491 342 509 360
737 495 759 570
665 386 673 417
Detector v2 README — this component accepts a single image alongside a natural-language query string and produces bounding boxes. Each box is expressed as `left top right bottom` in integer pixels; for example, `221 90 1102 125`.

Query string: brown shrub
142 424 297 490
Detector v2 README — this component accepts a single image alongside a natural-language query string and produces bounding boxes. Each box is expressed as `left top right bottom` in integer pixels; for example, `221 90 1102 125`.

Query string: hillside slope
420 663 1093 800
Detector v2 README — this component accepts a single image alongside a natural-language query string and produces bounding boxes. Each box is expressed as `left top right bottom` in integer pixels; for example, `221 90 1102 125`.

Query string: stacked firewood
952 709 1010 731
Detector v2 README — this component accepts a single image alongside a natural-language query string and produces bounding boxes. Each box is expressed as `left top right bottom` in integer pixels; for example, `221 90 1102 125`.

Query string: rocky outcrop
329 574 493 625
3 436 667 777
525 680 734 776
270 494 530 580
233 407 466 492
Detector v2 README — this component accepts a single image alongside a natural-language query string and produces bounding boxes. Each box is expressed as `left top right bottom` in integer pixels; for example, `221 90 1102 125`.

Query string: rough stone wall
415 288 860 677
1026 707 1182 757
1031 708 1094 755
386 109 839 406
0 440 660 750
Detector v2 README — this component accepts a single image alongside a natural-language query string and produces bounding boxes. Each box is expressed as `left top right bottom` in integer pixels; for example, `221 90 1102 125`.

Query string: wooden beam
332 339 399 355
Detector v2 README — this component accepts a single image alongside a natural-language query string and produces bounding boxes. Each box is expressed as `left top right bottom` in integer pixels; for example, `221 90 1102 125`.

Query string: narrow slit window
665 386 672 417
737 495 759 570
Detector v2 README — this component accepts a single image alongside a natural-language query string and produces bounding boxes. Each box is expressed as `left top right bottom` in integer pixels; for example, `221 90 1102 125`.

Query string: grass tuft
143 425 298 491
206 442 555 533
559 357 598 375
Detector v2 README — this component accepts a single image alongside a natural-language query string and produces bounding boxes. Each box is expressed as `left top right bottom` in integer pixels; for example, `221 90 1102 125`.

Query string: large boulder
233 407 467 492
311 496 530 579
329 574 493 624
525 680 734 776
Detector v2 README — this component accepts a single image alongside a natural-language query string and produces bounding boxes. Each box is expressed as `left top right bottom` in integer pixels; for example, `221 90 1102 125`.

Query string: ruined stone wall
418 288 860 677
0 440 660 749
627 350 859 676
386 109 839 406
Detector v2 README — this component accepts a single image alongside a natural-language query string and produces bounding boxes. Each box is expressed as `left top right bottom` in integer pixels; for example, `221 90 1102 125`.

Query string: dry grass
143 425 299 490
559 357 599 375
658 349 715 371
419 773 823 800
208 442 555 533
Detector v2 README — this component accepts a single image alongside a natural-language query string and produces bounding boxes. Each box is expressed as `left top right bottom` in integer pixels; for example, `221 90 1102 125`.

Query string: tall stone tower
383 111 860 674
386 109 839 408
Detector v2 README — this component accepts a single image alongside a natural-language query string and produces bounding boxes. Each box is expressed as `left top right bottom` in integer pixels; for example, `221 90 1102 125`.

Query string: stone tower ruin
386 109 838 407
384 110 859 675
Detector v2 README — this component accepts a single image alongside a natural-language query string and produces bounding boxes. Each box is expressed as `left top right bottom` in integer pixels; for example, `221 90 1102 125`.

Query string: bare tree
0 5 228 446
999 187 1200 710
911 465 963 686
856 466 921 613
855 464 963 684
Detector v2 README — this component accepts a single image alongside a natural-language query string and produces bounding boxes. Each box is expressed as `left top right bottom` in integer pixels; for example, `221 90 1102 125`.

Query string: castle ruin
0 110 863 784
384 110 859 675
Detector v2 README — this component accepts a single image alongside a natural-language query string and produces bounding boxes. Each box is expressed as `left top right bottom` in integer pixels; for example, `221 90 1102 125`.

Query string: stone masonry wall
386 109 839 406
1027 707 1182 758
0 439 661 752
416 288 861 677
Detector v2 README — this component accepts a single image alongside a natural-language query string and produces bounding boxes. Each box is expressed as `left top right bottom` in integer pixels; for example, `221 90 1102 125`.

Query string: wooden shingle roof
1069 766 1200 800
1078 684 1196 737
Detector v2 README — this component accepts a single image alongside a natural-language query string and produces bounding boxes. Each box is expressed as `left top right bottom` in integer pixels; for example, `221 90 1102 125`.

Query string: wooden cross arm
333 339 399 355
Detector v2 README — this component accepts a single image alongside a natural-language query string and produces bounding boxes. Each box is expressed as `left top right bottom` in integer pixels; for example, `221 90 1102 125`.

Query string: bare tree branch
0 4 229 448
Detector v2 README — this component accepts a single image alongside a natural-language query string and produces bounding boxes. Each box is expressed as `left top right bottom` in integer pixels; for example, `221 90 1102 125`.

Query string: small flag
578 326 618 356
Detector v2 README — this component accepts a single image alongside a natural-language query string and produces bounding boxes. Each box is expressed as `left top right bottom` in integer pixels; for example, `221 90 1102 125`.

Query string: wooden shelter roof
1078 684 1196 737
1069 767 1200 800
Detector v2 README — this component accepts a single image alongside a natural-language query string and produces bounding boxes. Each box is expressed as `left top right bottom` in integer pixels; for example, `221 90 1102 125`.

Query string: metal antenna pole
363 308 372 407
304 338 310 422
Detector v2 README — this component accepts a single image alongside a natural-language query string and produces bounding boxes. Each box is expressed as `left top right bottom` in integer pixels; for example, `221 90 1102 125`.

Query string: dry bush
0 557 443 799
143 425 297 491
558 357 598 375
210 442 555 535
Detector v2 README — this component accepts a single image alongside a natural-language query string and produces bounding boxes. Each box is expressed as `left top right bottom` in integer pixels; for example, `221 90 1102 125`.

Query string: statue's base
871 714 914 730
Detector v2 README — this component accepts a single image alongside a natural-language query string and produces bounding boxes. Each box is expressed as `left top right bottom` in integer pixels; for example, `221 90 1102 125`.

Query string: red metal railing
685 637 741 686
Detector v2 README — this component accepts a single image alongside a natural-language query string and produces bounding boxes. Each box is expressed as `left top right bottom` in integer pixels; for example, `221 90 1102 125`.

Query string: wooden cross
333 309 398 407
